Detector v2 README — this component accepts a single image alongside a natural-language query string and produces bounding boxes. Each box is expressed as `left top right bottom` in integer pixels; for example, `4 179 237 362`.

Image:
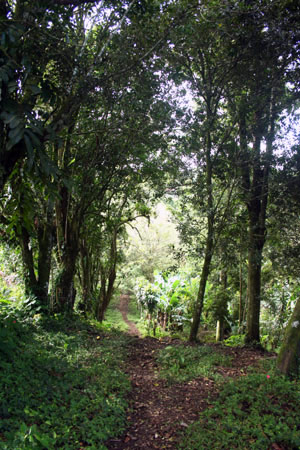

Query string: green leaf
9 115 22 129
7 80 18 94
25 129 41 149
172 279 180 289
0 68 9 83
24 133 34 169
0 111 13 124
27 84 41 95
68 157 76 166
7 127 24 150
8 124 24 141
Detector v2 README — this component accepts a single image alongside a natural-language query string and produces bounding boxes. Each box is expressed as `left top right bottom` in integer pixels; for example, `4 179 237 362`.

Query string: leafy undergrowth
0 313 130 449
157 344 232 384
179 365 300 450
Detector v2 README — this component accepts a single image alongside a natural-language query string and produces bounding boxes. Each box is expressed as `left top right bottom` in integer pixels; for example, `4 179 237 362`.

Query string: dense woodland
1 0 300 448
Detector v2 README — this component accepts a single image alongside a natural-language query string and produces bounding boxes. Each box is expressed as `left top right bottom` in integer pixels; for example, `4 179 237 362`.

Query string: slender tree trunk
18 202 53 310
53 123 83 312
246 232 263 343
36 206 54 307
277 297 300 377
97 231 117 322
239 257 243 332
97 266 116 322
55 209 80 313
19 226 38 297
79 239 92 314
246 105 275 344
189 129 214 342
216 270 227 342
239 96 275 345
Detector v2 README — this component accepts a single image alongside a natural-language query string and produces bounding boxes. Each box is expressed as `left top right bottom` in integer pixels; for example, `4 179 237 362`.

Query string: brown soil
106 295 275 450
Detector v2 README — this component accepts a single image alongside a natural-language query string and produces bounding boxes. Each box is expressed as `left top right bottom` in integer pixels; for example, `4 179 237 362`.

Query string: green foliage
260 279 297 351
0 244 24 308
0 314 130 449
135 283 159 315
179 372 300 449
224 334 245 347
157 344 232 384
134 272 197 335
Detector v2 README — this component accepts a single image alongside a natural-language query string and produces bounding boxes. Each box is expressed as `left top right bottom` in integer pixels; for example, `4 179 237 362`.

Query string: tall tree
166 0 239 341
223 0 300 344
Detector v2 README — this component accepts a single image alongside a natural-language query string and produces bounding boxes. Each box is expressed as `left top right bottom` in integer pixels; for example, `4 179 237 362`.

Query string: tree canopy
1 0 300 376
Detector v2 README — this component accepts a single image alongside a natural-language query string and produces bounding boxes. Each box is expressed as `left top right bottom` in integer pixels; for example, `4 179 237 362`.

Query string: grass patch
102 295 129 333
179 372 300 449
157 344 232 384
0 313 130 449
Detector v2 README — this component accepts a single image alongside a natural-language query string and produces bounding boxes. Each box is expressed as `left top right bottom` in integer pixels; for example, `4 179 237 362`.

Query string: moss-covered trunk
277 298 300 377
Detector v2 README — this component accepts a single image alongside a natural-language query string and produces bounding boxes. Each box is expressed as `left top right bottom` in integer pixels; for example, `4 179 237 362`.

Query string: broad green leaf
27 84 42 95
25 128 41 148
8 124 24 141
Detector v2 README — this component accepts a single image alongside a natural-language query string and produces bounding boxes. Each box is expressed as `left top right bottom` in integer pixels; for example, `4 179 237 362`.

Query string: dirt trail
106 295 271 449
118 294 141 337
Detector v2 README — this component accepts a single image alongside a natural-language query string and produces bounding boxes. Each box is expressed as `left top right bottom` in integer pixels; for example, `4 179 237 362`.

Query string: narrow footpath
106 295 269 449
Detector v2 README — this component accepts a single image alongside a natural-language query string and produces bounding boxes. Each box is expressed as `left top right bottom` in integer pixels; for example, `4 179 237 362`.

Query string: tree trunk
97 266 116 322
55 239 79 312
79 239 92 314
18 204 53 310
216 320 223 342
239 96 275 345
54 207 80 313
216 270 227 342
245 233 263 344
189 130 214 342
36 208 54 307
19 226 38 297
277 297 300 377
97 231 117 322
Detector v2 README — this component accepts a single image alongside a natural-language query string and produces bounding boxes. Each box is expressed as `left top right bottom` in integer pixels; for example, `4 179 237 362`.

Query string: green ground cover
179 362 300 449
0 313 130 449
157 344 232 384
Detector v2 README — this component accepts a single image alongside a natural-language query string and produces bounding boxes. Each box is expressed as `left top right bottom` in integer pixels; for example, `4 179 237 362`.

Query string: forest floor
105 295 270 450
